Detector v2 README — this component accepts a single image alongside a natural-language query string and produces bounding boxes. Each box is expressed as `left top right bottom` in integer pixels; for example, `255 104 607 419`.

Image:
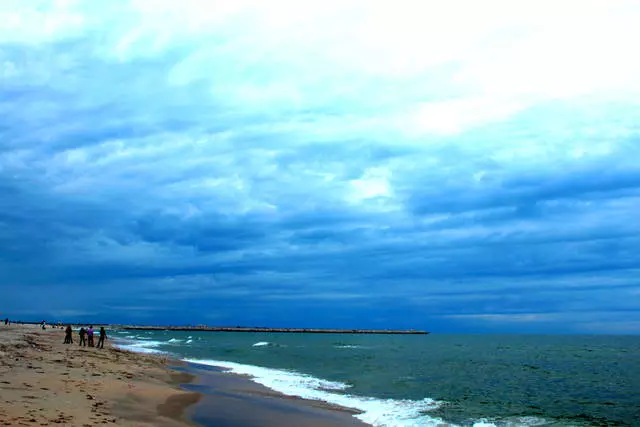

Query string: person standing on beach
63 325 73 344
96 327 107 349
79 327 87 346
87 326 94 347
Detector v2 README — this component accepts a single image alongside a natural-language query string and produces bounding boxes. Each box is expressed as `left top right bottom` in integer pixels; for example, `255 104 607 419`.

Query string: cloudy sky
1 0 639 333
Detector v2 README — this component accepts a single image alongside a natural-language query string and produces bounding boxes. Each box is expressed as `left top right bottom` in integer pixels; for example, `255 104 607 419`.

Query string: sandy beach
0 324 200 426
1 324 370 427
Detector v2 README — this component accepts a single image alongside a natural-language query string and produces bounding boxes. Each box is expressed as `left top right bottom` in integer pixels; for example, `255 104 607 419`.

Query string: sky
1 0 640 334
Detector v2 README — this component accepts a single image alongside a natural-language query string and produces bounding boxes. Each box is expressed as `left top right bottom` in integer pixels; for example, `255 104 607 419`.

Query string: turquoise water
112 330 640 426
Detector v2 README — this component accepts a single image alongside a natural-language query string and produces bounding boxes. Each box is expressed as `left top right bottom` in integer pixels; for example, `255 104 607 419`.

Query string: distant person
97 327 107 349
4 318 8 325
79 327 87 347
87 326 95 347
63 325 73 344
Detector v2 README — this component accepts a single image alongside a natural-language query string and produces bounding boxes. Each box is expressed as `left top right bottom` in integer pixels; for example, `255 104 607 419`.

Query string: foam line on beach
114 333 549 427
113 334 469 426
184 358 451 426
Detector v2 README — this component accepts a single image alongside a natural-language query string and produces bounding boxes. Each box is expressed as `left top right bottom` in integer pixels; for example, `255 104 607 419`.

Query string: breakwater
117 325 429 334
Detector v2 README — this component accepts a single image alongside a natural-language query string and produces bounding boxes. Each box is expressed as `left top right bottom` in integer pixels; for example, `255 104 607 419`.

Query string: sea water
111 331 640 426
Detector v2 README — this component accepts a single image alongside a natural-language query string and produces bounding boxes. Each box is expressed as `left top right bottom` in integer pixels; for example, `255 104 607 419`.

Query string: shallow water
112 331 640 426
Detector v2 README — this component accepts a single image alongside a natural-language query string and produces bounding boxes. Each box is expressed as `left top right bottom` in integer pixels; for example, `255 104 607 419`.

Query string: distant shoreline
117 325 430 334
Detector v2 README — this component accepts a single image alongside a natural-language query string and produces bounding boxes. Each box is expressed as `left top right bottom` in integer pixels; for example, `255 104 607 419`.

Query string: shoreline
180 363 370 427
1 324 372 427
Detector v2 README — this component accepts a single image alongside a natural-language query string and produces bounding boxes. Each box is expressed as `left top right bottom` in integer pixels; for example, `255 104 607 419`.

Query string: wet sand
1 324 370 426
183 363 369 427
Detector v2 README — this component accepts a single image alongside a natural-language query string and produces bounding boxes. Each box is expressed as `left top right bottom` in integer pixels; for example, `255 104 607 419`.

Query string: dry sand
0 324 200 426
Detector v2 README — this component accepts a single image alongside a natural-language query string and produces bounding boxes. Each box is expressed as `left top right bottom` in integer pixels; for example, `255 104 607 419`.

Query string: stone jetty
117 325 429 334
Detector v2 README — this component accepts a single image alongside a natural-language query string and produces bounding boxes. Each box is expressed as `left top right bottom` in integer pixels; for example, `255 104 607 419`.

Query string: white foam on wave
184 359 448 426
465 416 550 426
129 340 163 348
114 340 166 355
186 339 193 344
167 338 182 343
252 341 270 347
493 417 549 426
335 345 363 349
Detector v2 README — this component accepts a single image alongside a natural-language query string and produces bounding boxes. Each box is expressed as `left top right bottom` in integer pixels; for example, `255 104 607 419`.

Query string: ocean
111 330 639 426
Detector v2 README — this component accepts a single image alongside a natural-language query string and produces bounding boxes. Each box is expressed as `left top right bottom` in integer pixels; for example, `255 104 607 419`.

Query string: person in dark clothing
4 318 7 325
63 325 73 344
79 327 87 346
87 326 95 347
97 327 107 349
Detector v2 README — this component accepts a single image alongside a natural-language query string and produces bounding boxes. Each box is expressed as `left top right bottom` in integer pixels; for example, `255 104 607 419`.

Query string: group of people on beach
63 325 107 349
3 319 49 327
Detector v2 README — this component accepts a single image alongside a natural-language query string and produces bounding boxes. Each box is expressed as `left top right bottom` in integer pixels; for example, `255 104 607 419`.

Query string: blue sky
1 0 639 333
